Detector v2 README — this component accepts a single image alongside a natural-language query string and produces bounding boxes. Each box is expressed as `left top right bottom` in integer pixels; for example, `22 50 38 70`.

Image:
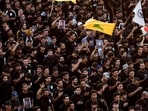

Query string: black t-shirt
119 71 128 82
120 99 129 111
97 94 108 111
65 85 76 96
57 63 68 75
78 62 89 71
59 103 68 111
108 77 120 92
126 83 142 106
103 65 111 73
85 99 101 111
133 53 145 63
36 50 46 65
42 56 58 69
136 70 148 80
11 70 24 92
0 81 12 104
108 77 121 103
38 96 53 111
52 88 64 111
136 70 148 90
65 55 79 67
122 78 132 88
65 40 76 55
19 91 34 110
90 73 102 89
71 94 84 110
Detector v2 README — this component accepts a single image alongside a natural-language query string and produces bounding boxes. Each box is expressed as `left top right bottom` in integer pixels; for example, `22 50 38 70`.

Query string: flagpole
49 0 54 16
123 9 134 26
123 0 140 27
124 0 145 27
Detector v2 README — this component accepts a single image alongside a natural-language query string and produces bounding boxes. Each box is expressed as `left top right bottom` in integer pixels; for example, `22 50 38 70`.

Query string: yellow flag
84 18 116 36
54 0 76 4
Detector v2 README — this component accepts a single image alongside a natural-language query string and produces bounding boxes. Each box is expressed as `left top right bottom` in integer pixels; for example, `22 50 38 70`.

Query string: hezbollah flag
84 18 116 36
54 0 76 4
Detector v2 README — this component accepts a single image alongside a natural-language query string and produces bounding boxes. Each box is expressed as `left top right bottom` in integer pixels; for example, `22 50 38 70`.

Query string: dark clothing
17 30 27 39
63 81 69 89
78 62 89 71
59 103 68 111
11 98 21 111
71 94 84 111
136 70 148 90
119 71 128 82
90 73 102 89
0 55 4 75
38 96 53 111
21 64 34 75
19 91 33 111
65 55 79 68
126 83 142 106
65 40 76 55
97 94 108 111
0 81 12 104
122 78 133 88
22 46 33 55
108 77 121 103
103 65 111 73
57 63 68 75
65 85 76 96
42 56 58 69
11 70 24 92
85 99 101 111
120 99 129 111
36 51 46 65
53 88 64 111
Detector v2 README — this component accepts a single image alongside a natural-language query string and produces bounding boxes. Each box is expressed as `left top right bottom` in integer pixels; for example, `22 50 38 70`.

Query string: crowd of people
0 0 148 111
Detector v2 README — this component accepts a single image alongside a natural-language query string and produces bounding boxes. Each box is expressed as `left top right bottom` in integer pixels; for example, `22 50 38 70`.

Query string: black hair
96 83 103 91
113 92 120 98
63 94 69 99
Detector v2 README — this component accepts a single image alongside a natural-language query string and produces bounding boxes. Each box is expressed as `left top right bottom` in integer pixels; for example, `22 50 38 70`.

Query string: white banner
132 0 145 26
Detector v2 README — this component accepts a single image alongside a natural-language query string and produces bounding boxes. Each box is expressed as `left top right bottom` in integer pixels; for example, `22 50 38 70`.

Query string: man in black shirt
59 94 70 111
52 78 64 111
71 86 84 111
37 88 54 111
65 31 77 55
126 77 143 106
65 76 78 96
108 68 121 104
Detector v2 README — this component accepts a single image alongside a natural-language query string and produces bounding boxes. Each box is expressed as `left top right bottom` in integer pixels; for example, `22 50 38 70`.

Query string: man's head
139 62 145 70
112 101 119 110
42 88 50 97
56 78 63 88
71 76 78 86
91 101 98 111
74 85 81 95
120 90 128 100
90 90 98 101
111 68 119 77
96 83 103 93
117 83 123 92
63 94 70 105
67 101 75 111
4 100 12 110
62 71 70 81
113 92 120 102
